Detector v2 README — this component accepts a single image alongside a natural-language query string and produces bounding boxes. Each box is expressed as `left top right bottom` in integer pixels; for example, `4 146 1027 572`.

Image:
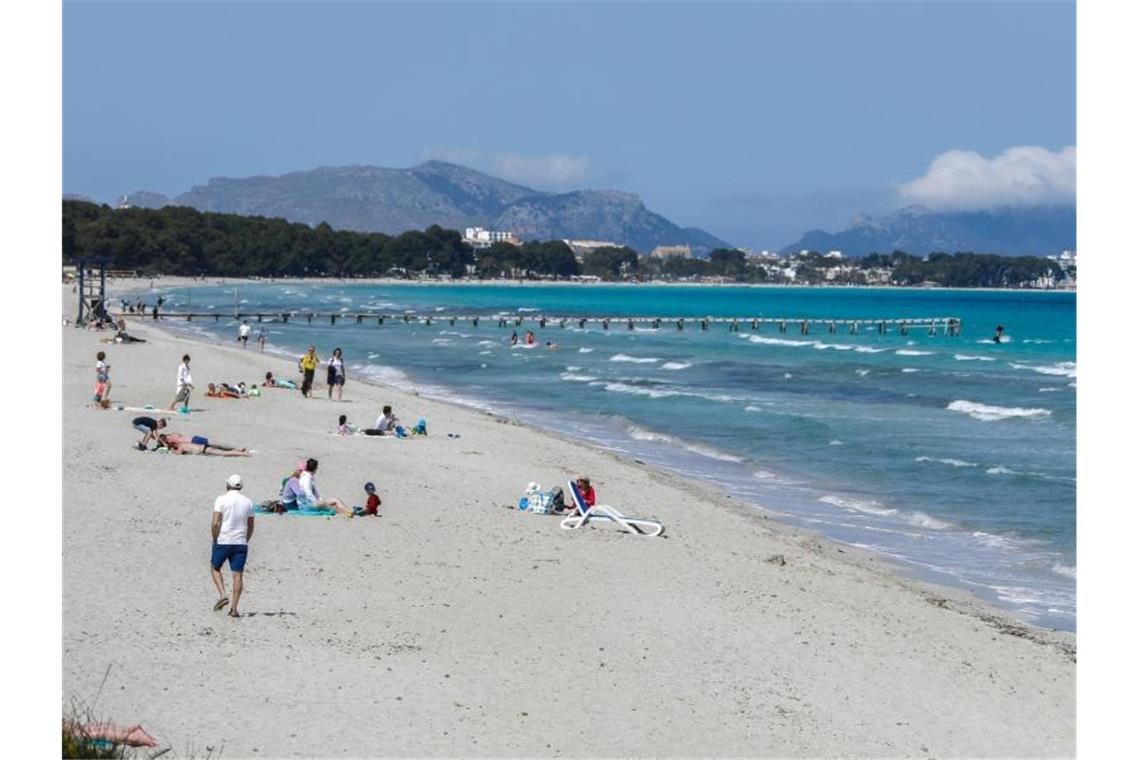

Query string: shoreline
140 288 1074 637
62 286 1075 756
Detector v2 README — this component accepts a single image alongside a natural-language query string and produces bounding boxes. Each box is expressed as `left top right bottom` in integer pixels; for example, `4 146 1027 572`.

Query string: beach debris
766 554 788 566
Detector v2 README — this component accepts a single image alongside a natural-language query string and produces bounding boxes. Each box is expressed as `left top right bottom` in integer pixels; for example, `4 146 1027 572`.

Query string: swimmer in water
993 325 1005 343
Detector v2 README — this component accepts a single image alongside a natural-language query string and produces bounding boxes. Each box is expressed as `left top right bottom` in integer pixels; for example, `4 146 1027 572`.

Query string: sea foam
947 400 1052 421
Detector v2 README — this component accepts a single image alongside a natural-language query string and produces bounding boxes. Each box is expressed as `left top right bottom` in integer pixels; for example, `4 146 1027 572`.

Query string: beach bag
518 482 542 511
548 486 565 513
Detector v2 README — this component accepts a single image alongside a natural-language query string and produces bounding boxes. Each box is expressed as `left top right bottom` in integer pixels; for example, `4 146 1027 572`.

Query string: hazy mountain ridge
112 161 730 254
781 205 1076 256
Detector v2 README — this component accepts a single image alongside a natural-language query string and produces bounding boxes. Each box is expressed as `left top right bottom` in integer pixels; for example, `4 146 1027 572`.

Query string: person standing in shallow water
327 347 346 401
298 345 320 398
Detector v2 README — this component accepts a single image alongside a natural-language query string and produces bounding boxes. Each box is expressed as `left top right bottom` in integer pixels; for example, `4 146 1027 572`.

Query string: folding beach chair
560 480 665 536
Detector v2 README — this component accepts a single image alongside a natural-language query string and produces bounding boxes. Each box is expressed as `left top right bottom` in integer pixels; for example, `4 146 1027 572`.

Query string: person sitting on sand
262 371 297 389
336 414 356 436
279 462 305 511
352 481 382 517
371 405 399 435
132 416 167 450
298 458 354 518
157 432 251 457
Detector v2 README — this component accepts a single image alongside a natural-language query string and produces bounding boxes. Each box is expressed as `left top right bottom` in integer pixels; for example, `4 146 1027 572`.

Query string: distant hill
116 161 730 254
781 205 1076 257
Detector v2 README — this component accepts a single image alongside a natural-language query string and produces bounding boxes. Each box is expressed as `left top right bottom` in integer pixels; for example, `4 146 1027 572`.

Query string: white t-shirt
213 490 254 545
176 362 193 392
239 324 251 338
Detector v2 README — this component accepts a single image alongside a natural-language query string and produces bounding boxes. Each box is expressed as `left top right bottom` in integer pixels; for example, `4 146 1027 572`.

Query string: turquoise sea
156 283 1076 631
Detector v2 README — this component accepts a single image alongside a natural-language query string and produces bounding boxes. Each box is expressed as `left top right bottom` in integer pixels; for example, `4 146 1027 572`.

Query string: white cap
226 474 243 489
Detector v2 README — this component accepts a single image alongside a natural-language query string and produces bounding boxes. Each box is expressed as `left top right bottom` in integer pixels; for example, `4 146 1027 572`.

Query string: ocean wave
1052 563 1077 579
915 456 978 468
906 511 952 530
954 354 996 362
745 335 815 347
626 425 678 444
1038 387 1063 393
901 368 919 373
598 381 680 399
610 353 661 364
818 495 897 517
578 347 595 353
431 338 453 345
1010 361 1077 379
564 365 582 372
829 439 843 446
947 400 1052 421
895 349 933 356
683 443 745 463
986 466 1016 475
855 369 871 376
560 372 598 383
661 361 693 370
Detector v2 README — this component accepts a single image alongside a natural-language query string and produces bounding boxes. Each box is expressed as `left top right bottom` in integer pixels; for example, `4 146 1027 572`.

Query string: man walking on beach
210 474 254 618
171 354 193 410
238 320 251 347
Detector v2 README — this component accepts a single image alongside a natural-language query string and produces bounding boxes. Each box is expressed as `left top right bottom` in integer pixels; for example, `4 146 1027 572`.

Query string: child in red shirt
353 482 382 516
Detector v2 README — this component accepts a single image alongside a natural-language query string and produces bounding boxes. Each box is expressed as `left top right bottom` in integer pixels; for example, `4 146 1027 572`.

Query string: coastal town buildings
563 239 621 261
463 227 520 249
650 244 692 259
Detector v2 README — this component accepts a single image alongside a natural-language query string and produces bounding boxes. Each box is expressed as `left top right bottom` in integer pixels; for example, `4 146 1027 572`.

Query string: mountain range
104 163 1076 258
115 161 730 254
780 205 1075 257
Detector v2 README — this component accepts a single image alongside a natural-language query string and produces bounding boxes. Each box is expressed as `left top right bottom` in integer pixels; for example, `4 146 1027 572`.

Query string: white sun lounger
559 480 664 536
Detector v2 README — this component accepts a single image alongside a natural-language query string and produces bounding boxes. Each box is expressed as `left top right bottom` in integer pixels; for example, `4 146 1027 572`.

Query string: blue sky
63 1 1075 248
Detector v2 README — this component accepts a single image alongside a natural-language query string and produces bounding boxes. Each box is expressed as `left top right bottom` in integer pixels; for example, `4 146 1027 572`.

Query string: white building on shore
650 244 692 259
463 227 520 249
563 239 621 261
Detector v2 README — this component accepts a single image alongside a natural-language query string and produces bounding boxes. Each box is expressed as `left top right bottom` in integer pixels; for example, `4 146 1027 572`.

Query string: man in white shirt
238 321 251 347
210 474 255 617
170 354 194 411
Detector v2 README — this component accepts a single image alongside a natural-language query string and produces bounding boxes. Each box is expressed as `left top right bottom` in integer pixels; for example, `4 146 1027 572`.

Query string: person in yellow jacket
298 345 321 397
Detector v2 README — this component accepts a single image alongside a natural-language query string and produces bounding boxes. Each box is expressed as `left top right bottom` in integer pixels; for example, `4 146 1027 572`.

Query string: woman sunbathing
157 432 251 457
262 371 298 389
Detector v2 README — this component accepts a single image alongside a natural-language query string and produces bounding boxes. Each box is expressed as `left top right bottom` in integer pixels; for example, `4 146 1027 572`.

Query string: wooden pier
129 311 963 336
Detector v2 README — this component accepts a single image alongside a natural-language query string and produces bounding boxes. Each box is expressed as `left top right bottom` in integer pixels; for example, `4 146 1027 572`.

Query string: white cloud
898 145 1075 211
419 146 590 190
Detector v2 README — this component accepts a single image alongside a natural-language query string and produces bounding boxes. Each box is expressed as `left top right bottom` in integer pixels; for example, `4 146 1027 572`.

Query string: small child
337 414 355 436
353 482 382 516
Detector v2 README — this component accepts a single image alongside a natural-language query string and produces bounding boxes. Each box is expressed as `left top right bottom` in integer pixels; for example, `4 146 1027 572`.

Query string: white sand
62 312 1074 757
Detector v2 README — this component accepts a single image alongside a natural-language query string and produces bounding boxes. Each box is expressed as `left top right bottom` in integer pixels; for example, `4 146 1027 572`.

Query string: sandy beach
62 305 1075 757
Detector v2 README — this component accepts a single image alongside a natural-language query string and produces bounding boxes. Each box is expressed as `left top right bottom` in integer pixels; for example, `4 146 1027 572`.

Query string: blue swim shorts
211 543 248 572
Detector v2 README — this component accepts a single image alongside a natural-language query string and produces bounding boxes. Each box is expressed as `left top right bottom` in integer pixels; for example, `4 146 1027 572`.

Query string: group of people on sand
210 464 382 616
131 414 252 456
336 405 427 438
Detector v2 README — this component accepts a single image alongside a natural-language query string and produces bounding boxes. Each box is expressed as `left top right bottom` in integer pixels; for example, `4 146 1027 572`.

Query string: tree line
62 201 1067 287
